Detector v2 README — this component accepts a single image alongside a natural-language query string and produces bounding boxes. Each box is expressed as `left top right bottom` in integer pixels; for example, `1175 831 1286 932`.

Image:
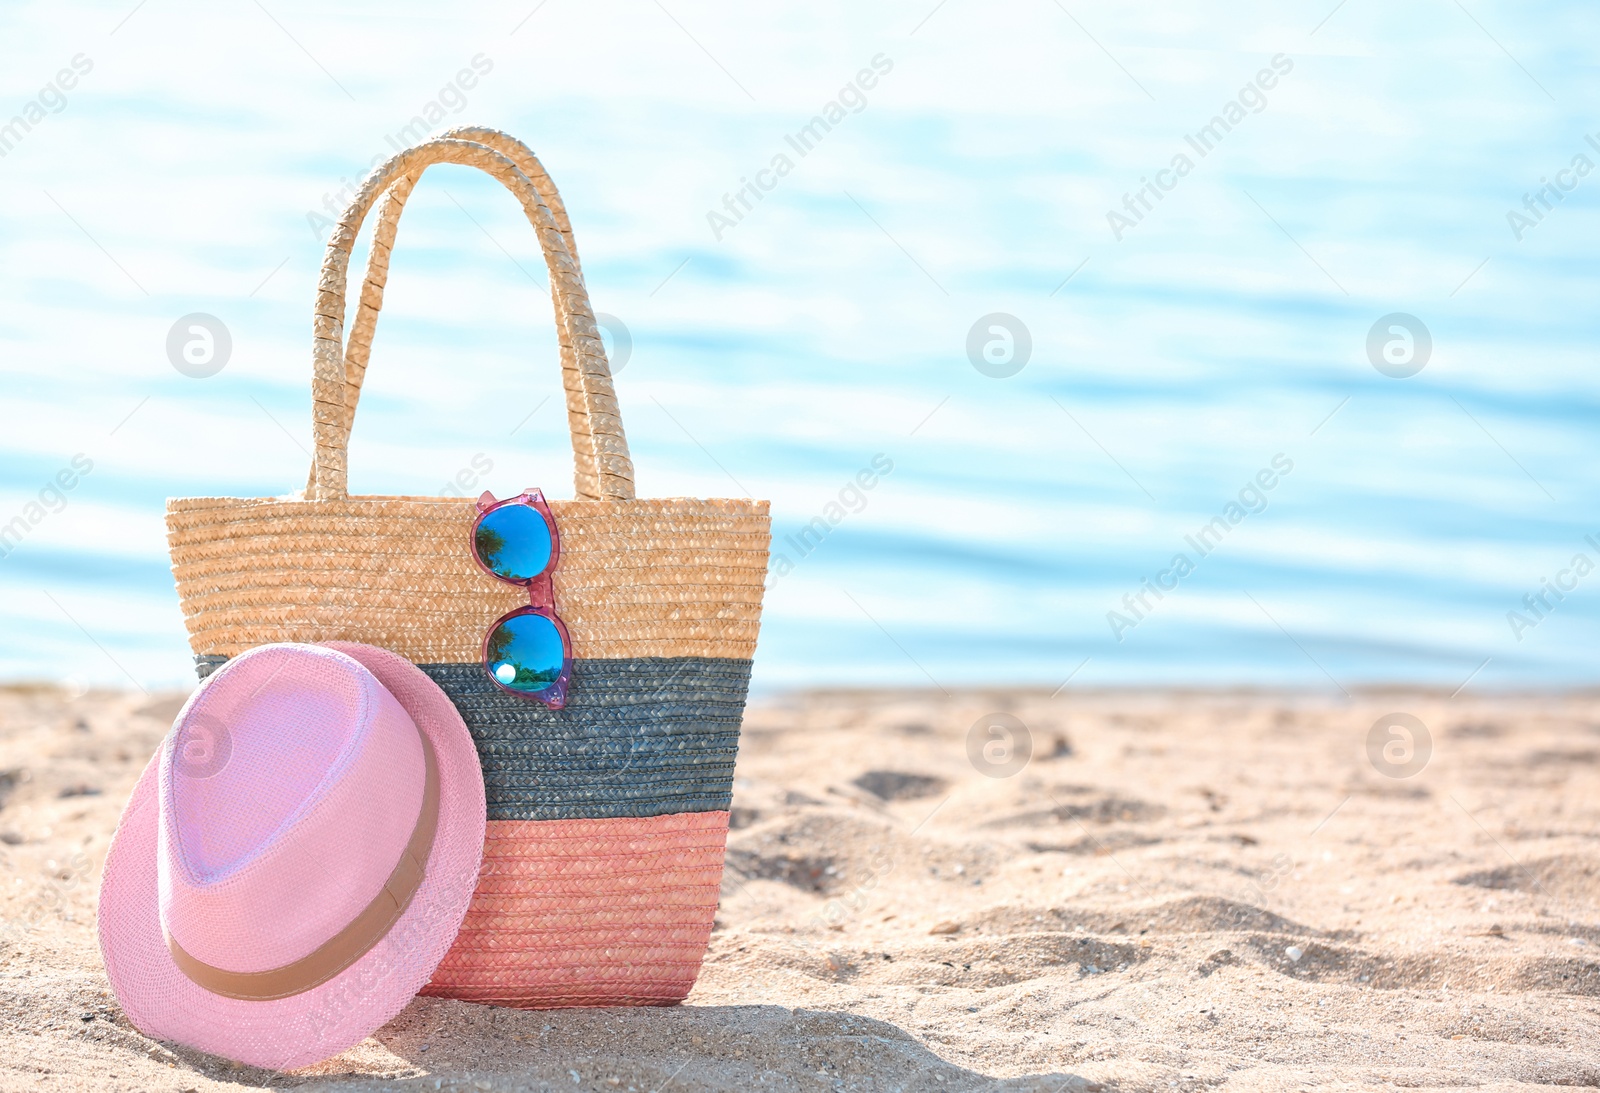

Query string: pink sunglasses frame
470 488 573 709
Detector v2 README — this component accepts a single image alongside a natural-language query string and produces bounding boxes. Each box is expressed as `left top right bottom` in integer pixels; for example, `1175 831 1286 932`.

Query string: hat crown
157 645 426 975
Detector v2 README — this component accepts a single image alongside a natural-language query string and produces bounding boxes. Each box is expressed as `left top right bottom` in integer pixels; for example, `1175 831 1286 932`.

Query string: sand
1 684 1596 1092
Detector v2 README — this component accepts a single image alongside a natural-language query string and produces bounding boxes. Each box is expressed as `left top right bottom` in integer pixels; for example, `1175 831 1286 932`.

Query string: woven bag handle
307 136 634 502
325 128 587 464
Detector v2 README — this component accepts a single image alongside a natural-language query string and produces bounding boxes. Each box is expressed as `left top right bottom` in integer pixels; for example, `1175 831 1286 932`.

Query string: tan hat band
166 726 441 1002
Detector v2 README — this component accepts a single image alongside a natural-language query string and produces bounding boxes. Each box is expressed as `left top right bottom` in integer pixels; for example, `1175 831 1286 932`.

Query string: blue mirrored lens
475 503 553 581
486 612 565 692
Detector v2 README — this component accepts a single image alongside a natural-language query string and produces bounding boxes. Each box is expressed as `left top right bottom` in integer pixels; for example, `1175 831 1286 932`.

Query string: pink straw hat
97 642 486 1070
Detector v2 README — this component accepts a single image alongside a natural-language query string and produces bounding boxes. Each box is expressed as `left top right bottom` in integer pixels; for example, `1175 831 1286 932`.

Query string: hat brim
97 643 486 1071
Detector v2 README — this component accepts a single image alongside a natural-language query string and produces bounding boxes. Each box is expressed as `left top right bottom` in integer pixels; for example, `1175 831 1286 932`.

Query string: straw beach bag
166 128 770 1007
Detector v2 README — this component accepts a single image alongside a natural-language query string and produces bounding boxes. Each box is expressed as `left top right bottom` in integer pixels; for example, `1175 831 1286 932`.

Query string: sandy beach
1 684 1596 1091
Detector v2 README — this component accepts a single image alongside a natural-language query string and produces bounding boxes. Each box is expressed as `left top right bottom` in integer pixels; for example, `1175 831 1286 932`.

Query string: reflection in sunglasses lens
486 612 565 693
475 503 553 581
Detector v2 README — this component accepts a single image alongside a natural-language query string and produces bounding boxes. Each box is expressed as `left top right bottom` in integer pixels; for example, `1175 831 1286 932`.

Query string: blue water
1 1 1596 692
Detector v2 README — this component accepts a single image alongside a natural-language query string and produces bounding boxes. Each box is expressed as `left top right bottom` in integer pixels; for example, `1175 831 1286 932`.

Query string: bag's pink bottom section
422 811 730 1008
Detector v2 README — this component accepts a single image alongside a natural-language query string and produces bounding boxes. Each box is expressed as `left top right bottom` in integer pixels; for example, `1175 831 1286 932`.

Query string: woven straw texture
422 812 729 1008
163 128 768 1008
192 655 747 821
324 125 590 492
421 658 747 820
169 496 767 662
306 129 630 503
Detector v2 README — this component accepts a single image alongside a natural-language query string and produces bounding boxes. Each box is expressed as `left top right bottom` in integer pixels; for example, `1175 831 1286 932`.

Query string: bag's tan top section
168 497 769 662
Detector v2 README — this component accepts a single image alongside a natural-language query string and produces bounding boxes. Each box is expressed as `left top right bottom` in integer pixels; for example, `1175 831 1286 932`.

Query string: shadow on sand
155 998 1101 1092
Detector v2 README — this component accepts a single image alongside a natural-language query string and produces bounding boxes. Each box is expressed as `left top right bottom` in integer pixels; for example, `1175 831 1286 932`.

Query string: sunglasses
470 488 573 708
